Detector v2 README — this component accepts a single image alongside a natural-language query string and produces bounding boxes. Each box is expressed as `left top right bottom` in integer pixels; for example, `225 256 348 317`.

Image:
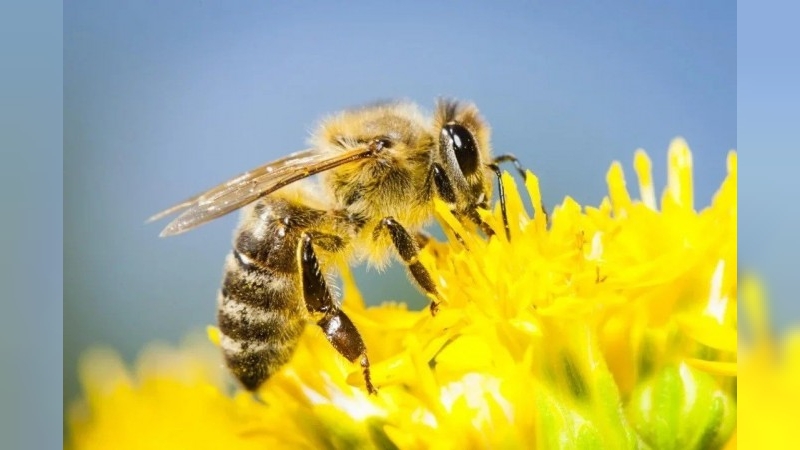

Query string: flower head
69 139 737 449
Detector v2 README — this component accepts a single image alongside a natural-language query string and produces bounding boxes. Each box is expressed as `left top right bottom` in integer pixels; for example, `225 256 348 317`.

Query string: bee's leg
492 153 528 179
486 163 511 240
465 206 498 239
414 230 432 249
431 163 491 243
298 233 376 394
376 217 441 316
492 154 549 222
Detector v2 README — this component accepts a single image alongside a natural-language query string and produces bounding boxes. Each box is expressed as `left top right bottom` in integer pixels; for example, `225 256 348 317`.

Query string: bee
149 99 526 394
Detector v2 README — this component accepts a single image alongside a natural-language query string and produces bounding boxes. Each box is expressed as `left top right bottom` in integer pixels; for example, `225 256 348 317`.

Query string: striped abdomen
217 219 308 391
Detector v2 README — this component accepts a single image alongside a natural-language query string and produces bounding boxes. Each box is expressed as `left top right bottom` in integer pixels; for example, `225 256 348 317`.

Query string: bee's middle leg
375 217 441 315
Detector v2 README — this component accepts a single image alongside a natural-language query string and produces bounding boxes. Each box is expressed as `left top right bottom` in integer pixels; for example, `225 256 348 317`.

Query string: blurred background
64 1 736 408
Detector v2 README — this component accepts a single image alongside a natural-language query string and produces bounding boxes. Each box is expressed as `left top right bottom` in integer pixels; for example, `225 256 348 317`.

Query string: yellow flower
67 336 277 449
737 276 800 449
68 139 737 449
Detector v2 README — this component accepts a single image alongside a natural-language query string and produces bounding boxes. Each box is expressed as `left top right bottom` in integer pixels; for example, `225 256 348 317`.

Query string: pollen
69 139 739 449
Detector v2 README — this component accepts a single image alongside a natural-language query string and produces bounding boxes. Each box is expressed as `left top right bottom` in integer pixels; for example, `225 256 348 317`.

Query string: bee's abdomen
217 248 306 391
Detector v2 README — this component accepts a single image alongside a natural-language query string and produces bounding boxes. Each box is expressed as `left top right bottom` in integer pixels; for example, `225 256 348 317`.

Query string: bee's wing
149 145 376 236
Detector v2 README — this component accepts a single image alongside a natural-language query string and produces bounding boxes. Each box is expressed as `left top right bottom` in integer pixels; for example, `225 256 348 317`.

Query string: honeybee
149 99 526 394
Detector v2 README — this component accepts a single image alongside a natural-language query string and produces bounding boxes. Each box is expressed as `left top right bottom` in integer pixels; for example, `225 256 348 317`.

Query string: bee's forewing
150 145 376 236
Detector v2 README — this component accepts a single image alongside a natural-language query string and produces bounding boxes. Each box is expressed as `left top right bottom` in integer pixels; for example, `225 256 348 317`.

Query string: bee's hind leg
375 217 441 316
298 233 376 394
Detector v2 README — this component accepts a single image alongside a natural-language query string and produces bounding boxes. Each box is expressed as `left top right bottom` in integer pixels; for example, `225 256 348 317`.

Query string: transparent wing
148 145 376 236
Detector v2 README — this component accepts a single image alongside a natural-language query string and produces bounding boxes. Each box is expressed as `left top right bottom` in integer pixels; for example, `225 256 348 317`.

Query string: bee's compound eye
442 124 479 176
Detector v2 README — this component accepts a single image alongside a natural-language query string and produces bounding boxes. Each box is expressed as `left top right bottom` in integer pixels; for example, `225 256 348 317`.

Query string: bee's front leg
491 154 548 223
432 162 496 241
492 153 528 179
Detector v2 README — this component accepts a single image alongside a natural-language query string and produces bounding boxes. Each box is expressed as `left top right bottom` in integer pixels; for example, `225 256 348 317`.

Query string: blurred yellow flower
737 276 800 449
68 139 737 449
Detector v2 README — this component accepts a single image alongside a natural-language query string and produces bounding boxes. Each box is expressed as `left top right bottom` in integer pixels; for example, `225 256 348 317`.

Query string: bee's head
433 99 493 212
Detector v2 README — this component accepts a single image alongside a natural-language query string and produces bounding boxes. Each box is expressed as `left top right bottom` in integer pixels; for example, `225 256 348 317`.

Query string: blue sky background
63 1 737 412
738 2 800 335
